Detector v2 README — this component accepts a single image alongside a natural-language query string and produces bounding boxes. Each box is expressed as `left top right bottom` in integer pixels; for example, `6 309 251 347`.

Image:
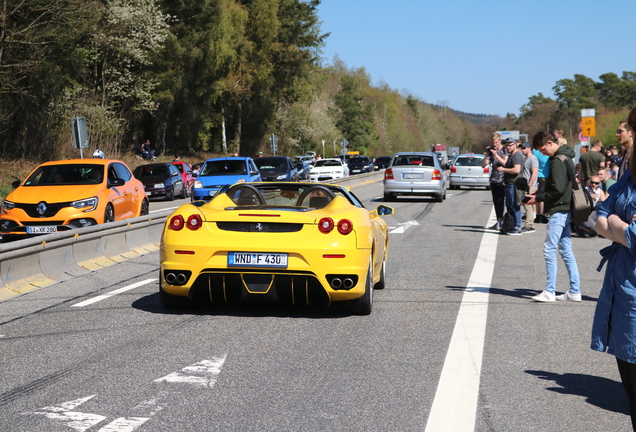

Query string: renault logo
37 202 47 216
255 223 263 232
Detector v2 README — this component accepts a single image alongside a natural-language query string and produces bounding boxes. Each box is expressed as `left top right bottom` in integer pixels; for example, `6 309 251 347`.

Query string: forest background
2 0 636 193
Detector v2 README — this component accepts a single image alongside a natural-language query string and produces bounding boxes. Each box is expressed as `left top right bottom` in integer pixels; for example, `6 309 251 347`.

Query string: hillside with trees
1 0 635 165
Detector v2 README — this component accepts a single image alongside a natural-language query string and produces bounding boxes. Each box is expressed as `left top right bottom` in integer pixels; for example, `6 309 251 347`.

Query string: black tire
434 193 443 202
166 187 174 201
104 203 115 223
374 254 386 290
179 183 187 199
346 259 373 315
159 285 192 310
140 198 149 216
383 192 394 202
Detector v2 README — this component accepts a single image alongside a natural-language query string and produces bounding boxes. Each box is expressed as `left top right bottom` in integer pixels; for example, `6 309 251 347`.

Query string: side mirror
376 205 394 216
110 178 125 187
192 172 198 178
11 180 21 189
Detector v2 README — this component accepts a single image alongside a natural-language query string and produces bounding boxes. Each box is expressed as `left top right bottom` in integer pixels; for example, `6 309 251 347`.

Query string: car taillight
483 166 490 174
432 169 442 180
451 166 456 173
318 217 334 233
186 214 202 230
337 219 353 235
385 168 394 180
169 215 184 230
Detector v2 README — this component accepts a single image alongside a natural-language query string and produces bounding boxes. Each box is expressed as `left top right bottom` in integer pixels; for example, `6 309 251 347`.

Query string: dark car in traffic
133 163 185 200
255 156 299 182
373 156 392 170
294 159 311 180
347 156 373 174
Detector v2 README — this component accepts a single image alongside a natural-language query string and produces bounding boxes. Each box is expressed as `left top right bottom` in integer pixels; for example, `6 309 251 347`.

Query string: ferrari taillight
318 217 334 233
337 219 353 235
186 214 202 230
169 215 185 231
385 169 394 180
432 169 442 180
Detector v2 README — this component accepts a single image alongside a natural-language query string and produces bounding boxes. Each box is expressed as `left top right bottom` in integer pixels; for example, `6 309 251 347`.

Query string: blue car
191 157 261 201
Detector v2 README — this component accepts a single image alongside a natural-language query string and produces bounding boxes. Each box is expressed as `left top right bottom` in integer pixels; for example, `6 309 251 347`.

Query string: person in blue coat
592 106 636 430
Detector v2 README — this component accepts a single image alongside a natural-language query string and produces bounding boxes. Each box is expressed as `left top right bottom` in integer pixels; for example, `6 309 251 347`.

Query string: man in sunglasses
574 175 607 238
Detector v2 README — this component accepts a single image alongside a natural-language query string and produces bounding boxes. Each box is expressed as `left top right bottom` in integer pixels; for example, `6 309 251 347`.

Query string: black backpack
500 211 516 234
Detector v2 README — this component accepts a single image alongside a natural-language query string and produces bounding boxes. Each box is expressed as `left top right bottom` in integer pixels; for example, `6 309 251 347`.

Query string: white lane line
71 279 156 308
425 208 499 432
154 355 227 388
389 220 420 234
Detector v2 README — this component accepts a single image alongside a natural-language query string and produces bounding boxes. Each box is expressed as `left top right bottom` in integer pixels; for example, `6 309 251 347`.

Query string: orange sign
582 117 596 137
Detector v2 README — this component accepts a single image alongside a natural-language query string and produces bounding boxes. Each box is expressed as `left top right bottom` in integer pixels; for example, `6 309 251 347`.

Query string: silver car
383 152 447 202
449 154 490 190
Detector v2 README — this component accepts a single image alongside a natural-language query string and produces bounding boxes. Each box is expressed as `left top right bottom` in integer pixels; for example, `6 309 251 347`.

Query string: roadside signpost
340 139 348 155
72 117 88 158
270 134 279 155
581 109 596 138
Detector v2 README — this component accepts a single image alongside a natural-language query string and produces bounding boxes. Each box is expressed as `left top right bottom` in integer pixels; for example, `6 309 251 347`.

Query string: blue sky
316 0 634 117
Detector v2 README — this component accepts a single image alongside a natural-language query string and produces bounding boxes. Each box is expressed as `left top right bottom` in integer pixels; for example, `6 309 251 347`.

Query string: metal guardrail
0 171 383 302
0 210 173 302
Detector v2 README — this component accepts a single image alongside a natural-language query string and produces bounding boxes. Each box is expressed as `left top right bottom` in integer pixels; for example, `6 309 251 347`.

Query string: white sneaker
555 291 582 302
532 290 555 302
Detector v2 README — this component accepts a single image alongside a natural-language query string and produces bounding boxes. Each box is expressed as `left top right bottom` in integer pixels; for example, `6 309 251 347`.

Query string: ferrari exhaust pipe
165 273 177 284
331 278 342 289
176 273 187 285
343 278 354 289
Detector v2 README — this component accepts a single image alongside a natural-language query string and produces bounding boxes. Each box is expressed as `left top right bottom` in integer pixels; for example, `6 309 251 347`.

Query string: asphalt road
0 173 630 431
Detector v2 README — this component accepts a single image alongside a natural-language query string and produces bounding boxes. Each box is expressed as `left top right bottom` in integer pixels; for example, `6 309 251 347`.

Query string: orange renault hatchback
0 159 149 239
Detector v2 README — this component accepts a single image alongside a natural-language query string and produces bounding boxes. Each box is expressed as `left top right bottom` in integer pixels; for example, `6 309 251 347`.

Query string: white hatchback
449 154 490 190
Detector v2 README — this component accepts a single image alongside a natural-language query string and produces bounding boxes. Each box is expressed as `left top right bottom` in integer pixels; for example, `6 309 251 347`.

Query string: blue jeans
543 211 580 294
504 183 522 229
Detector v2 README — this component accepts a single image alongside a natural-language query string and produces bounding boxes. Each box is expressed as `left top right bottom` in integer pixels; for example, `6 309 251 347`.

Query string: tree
553 74 597 140
333 74 376 151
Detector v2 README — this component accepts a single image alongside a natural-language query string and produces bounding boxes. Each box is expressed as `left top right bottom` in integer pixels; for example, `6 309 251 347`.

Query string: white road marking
425 209 499 432
24 395 106 432
97 417 148 432
389 220 420 234
154 355 227 388
71 279 156 308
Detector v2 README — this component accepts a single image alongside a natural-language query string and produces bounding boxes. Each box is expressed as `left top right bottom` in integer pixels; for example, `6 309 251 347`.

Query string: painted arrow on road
389 220 420 234
24 395 106 432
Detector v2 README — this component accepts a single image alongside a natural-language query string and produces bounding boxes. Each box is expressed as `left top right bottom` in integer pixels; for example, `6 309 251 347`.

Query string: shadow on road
132 292 357 319
445 285 598 302
526 369 629 415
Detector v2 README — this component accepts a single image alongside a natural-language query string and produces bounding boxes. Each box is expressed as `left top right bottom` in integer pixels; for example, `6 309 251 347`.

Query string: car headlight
194 181 203 189
154 183 164 189
276 174 289 180
71 197 98 212
2 200 15 210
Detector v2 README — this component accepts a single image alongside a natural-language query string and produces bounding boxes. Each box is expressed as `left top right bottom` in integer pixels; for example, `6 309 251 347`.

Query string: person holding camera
497 138 525 235
482 132 508 230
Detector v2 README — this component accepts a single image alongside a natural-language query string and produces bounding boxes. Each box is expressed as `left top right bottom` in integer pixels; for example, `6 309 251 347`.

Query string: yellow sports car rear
160 183 393 315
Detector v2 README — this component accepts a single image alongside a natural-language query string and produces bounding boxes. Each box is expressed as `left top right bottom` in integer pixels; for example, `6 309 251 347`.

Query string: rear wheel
383 192 394 202
346 259 373 315
166 187 174 201
434 193 443 202
104 203 115 223
140 198 149 216
178 184 187 199
374 254 386 290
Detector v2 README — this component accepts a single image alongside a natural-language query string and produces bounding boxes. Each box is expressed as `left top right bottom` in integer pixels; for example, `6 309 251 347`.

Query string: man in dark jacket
526 131 581 302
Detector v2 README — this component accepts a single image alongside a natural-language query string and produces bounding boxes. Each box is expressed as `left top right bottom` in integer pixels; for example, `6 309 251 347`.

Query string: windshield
255 158 287 170
314 160 341 167
200 160 247 176
134 164 171 178
454 157 484 167
393 155 435 167
25 164 105 186
349 157 367 163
